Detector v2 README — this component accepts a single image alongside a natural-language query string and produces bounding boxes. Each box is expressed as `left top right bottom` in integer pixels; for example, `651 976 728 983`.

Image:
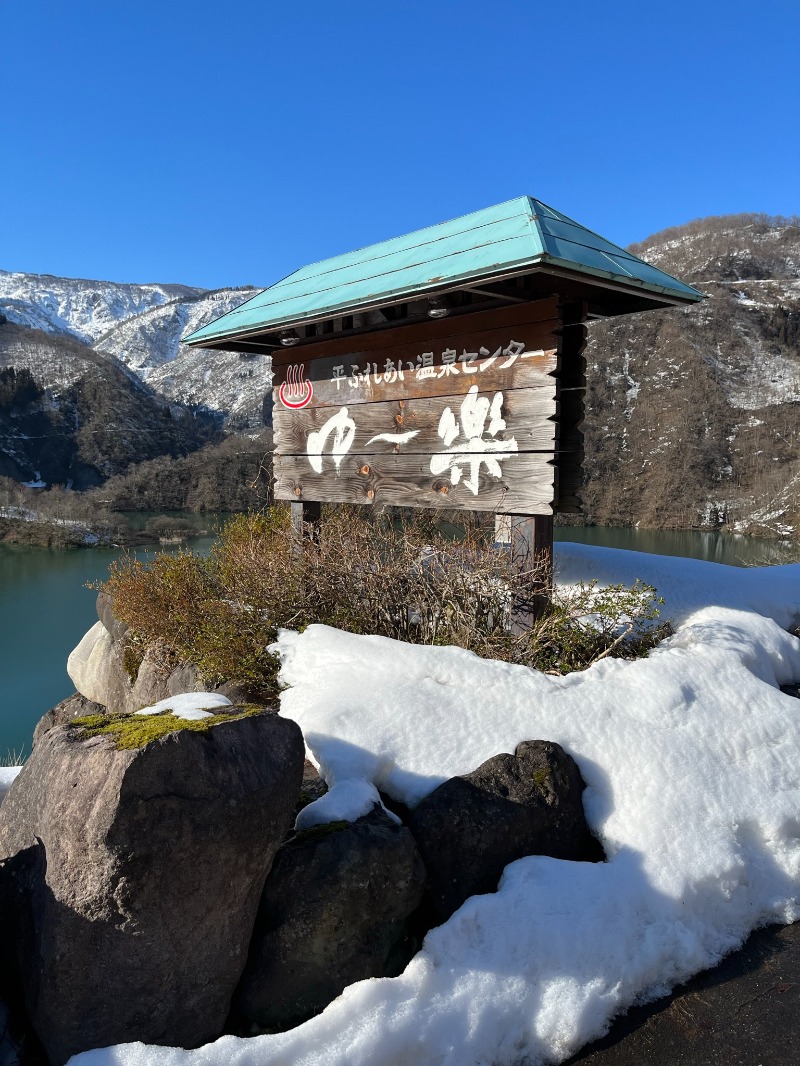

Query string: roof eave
182 255 706 349
535 254 707 307
181 254 552 347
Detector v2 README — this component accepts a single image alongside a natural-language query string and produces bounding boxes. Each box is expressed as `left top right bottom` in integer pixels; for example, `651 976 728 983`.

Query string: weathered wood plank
270 297 560 368
273 345 558 409
274 450 555 513
273 386 558 458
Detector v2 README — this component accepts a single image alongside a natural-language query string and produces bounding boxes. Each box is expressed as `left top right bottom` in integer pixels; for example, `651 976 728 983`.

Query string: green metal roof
184 197 704 347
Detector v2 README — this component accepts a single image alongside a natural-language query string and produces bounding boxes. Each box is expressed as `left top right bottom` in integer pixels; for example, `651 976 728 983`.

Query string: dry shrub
102 505 670 698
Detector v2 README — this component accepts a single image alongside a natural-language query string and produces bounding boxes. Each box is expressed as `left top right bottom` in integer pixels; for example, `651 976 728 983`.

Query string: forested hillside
95 432 272 512
581 214 800 535
0 433 272 546
0 321 219 487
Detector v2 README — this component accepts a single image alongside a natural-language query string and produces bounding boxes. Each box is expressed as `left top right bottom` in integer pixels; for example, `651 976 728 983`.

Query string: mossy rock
2 699 306 1062
291 821 350 847
70 703 263 751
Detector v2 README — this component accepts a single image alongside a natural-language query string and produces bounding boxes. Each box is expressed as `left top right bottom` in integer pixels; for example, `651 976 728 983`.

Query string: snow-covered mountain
583 213 800 535
0 270 203 344
0 271 266 427
92 291 272 430
146 347 273 431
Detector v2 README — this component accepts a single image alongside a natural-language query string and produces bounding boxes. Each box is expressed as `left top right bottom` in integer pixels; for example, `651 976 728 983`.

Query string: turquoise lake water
1 527 798 758
0 537 216 759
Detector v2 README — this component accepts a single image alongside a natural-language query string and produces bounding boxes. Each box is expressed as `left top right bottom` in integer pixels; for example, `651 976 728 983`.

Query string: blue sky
2 0 798 290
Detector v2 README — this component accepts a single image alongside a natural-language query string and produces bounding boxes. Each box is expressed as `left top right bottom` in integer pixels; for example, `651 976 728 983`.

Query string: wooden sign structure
183 196 703 619
271 299 576 516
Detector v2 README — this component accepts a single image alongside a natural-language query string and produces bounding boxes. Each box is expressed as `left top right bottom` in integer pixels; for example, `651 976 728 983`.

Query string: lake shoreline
2 508 799 551
0 515 217 550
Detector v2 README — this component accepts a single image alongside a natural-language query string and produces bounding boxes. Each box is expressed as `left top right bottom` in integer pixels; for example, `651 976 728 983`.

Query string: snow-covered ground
26 546 800 1065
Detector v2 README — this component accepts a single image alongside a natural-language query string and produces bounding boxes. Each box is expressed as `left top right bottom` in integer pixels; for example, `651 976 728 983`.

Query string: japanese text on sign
330 339 540 392
304 386 518 497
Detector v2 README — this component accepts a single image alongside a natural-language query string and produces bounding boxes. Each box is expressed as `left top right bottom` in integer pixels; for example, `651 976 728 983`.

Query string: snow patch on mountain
0 269 203 344
149 348 273 429
93 289 259 375
0 270 264 426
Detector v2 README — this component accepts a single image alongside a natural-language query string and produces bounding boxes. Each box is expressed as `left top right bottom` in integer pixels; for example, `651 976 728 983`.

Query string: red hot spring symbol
278 363 313 409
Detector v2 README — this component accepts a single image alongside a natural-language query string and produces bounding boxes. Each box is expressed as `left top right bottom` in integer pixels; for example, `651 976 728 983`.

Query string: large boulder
67 620 207 714
68 596 233 714
66 620 132 713
409 740 603 923
231 806 426 1033
129 644 198 710
0 707 304 1065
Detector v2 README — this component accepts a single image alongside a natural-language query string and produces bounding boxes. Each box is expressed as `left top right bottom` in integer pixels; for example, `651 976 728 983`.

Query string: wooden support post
494 513 554 630
291 500 321 553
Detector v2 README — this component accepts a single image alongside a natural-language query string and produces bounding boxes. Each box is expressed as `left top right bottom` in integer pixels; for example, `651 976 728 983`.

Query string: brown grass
100 505 670 698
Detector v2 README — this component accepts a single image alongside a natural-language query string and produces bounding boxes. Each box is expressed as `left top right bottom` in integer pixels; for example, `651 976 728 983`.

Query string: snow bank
69 548 800 1066
556 542 800 630
134 693 232 721
295 779 401 831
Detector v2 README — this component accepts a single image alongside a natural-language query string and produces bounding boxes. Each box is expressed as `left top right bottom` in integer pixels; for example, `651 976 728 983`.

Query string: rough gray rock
0 710 304 1064
231 807 426 1033
211 679 259 705
129 645 186 709
71 596 253 715
70 595 246 715
32 693 105 748
409 740 603 923
167 661 202 697
0 775 20 811
95 591 128 644
295 760 328 818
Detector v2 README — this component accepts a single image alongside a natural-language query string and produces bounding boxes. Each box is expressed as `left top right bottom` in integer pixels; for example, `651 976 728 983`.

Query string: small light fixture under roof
279 329 300 347
427 296 450 319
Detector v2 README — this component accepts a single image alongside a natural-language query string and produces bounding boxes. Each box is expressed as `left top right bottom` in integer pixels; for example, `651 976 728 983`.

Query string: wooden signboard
272 297 580 515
